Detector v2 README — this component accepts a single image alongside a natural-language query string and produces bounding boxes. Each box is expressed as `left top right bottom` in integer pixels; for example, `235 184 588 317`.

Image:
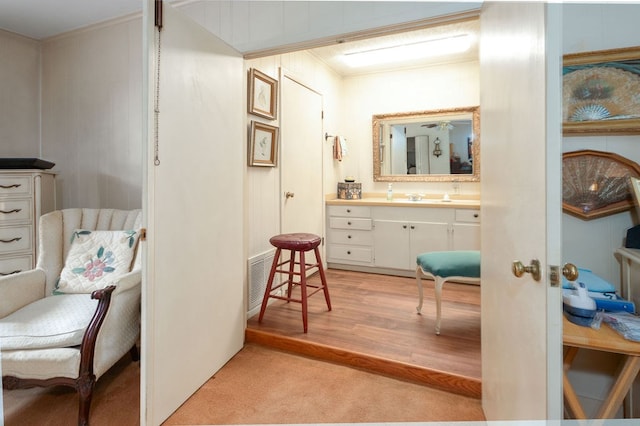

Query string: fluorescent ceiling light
342 34 471 68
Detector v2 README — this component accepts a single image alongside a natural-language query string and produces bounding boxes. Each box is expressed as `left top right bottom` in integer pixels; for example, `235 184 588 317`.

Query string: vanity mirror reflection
373 106 480 182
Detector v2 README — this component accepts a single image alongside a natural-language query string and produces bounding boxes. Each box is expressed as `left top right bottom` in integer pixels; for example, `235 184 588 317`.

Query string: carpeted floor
163 343 485 424
3 343 485 424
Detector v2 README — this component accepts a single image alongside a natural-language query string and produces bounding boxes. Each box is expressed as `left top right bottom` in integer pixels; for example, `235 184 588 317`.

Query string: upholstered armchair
1 208 142 426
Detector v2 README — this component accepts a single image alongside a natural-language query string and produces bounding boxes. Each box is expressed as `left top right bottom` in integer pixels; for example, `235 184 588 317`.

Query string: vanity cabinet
0 170 56 276
372 206 480 271
326 202 480 275
326 205 374 266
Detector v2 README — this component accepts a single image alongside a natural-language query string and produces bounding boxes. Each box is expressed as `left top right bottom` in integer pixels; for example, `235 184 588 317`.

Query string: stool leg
286 249 296 300
258 248 281 323
299 250 308 333
314 247 332 311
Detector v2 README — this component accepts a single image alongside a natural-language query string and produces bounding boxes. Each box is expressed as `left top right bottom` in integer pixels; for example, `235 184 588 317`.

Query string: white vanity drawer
0 176 32 197
0 199 33 223
328 229 373 246
0 255 32 276
0 226 32 254
328 205 371 218
455 209 480 223
329 217 372 230
328 245 373 263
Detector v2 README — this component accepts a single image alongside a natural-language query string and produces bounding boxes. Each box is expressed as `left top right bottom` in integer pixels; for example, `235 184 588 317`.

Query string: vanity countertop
326 193 480 209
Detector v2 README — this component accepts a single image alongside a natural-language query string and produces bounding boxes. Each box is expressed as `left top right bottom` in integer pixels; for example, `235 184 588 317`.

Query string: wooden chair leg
259 248 281 323
76 373 95 426
314 247 332 311
299 250 309 333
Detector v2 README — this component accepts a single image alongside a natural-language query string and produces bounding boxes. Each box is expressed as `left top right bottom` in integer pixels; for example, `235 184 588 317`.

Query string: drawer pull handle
0 270 22 276
347 209 351 213
347 221 352 225
474 214 479 218
0 208 22 214
348 235 352 239
0 237 22 243
347 251 351 255
0 184 21 189
411 225 415 230
402 225 407 229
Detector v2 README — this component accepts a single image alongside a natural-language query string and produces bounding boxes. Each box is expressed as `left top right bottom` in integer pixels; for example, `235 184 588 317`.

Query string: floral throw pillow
54 229 141 294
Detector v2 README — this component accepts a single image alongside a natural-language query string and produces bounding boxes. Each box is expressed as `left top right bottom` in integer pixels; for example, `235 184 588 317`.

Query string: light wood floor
246 268 481 398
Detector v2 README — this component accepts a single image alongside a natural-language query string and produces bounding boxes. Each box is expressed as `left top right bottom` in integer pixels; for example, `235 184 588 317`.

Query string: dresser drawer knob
474 213 479 218
0 208 22 214
346 209 351 213
0 237 22 243
347 235 352 239
347 251 351 255
347 221 352 225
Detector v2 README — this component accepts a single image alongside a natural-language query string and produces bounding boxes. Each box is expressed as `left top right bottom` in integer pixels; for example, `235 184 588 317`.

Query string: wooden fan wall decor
563 150 640 220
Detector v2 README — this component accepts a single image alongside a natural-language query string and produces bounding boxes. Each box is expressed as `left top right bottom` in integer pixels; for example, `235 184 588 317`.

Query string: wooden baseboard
245 328 481 399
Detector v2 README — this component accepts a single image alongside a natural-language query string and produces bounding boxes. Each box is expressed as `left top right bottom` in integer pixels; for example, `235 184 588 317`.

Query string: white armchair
1 208 142 426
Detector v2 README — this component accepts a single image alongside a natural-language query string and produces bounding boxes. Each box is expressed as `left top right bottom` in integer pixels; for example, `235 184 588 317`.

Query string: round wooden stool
258 233 332 333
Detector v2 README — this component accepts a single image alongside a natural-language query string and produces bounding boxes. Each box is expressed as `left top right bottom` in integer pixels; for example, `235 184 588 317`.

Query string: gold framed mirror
372 106 480 182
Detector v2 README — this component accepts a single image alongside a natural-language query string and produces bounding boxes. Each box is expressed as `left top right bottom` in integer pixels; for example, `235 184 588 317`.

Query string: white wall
0 29 40 156
244 50 342 258
40 17 143 210
340 61 480 196
562 3 640 418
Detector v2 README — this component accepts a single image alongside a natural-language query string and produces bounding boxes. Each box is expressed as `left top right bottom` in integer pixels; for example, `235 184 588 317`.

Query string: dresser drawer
0 226 32 254
328 229 373 246
328 245 373 263
455 209 480 223
327 205 371 218
329 217 372 230
0 199 32 223
0 176 32 197
0 255 32 276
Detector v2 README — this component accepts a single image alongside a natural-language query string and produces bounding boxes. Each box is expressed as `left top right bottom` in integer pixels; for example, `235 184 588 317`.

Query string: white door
142 2 244 424
280 72 323 239
480 2 563 420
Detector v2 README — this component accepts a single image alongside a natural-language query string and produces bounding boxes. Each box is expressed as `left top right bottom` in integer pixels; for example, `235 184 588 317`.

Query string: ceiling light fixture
342 34 471 68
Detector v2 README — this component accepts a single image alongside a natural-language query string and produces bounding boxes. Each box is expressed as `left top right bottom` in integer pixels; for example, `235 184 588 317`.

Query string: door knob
285 191 295 199
562 263 579 281
512 259 541 281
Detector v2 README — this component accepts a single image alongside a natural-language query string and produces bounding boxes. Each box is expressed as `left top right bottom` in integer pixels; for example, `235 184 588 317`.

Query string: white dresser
0 170 56 276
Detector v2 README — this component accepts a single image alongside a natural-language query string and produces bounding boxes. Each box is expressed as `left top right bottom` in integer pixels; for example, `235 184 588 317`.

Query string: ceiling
0 0 142 40
308 19 479 76
0 1 478 76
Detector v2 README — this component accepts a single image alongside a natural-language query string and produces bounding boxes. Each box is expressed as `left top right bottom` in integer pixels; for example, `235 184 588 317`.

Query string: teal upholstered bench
416 250 481 334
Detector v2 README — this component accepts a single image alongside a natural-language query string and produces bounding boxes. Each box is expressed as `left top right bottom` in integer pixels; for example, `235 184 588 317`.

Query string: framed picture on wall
248 68 278 120
249 121 279 167
563 46 640 136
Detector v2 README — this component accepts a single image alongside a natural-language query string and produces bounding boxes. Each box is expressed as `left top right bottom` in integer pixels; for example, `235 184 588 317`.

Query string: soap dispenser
386 183 393 201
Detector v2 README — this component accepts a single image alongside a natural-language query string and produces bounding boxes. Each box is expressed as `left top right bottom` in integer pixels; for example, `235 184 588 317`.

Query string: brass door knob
512 259 541 281
562 263 579 281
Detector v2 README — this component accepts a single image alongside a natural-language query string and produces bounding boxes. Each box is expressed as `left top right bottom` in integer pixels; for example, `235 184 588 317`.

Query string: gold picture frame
562 150 640 220
563 46 640 136
630 176 640 212
249 121 279 167
248 68 278 120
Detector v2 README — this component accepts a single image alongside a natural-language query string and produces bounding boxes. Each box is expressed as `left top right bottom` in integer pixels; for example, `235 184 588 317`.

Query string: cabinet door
452 222 480 250
373 220 410 269
409 221 450 264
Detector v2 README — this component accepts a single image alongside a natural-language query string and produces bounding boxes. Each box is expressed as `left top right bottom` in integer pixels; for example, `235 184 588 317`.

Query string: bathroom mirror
373 106 480 182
